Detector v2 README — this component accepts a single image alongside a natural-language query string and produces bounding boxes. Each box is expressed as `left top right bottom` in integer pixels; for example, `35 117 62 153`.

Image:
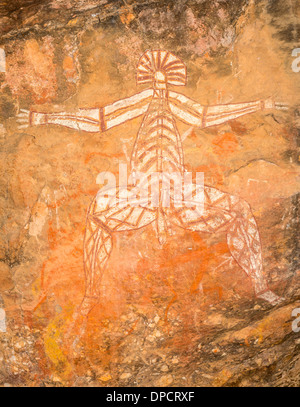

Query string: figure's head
137 50 187 89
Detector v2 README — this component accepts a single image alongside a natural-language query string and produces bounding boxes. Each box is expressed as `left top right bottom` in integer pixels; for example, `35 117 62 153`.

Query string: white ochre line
105 89 154 115
168 91 204 113
106 105 149 129
169 103 202 126
207 101 260 114
206 107 258 124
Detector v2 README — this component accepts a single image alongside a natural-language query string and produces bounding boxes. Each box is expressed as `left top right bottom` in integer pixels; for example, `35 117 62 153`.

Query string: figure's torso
130 90 184 177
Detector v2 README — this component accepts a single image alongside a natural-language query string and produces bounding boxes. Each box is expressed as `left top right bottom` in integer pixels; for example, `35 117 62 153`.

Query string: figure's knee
232 196 253 219
85 212 107 235
94 187 118 212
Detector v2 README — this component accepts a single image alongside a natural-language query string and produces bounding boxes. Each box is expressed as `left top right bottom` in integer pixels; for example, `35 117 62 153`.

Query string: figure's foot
64 296 98 346
77 295 100 317
256 290 284 306
64 310 86 348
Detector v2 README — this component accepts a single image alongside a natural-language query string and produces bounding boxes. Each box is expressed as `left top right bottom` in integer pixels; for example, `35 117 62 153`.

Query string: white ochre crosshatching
17 50 289 319
0 48 5 73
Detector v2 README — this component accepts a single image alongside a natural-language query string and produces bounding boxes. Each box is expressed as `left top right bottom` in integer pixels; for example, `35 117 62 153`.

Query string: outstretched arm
17 89 153 132
168 91 288 128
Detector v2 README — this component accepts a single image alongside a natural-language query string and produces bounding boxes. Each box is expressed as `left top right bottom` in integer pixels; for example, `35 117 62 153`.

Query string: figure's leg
78 188 157 317
223 194 283 305
168 186 283 305
80 214 113 316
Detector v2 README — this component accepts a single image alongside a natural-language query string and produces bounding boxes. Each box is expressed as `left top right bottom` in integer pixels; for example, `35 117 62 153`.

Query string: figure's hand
264 97 289 111
16 109 30 129
257 290 285 306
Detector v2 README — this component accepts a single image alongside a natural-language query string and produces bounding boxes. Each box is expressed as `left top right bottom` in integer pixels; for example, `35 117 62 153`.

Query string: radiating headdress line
137 50 187 86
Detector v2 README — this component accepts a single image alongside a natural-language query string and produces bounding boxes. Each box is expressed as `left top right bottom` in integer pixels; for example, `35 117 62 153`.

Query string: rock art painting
0 0 299 388
17 49 288 319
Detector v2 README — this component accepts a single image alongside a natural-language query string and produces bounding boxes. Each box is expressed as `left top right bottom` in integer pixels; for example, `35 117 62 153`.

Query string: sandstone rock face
0 0 299 387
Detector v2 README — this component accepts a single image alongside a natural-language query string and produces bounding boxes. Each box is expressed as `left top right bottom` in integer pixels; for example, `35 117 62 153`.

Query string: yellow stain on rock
44 315 72 380
99 372 112 382
213 368 234 386
219 304 294 346
120 12 135 25
67 18 78 27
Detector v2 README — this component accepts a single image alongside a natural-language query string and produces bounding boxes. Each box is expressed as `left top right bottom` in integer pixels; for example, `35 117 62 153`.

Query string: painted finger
275 102 289 108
